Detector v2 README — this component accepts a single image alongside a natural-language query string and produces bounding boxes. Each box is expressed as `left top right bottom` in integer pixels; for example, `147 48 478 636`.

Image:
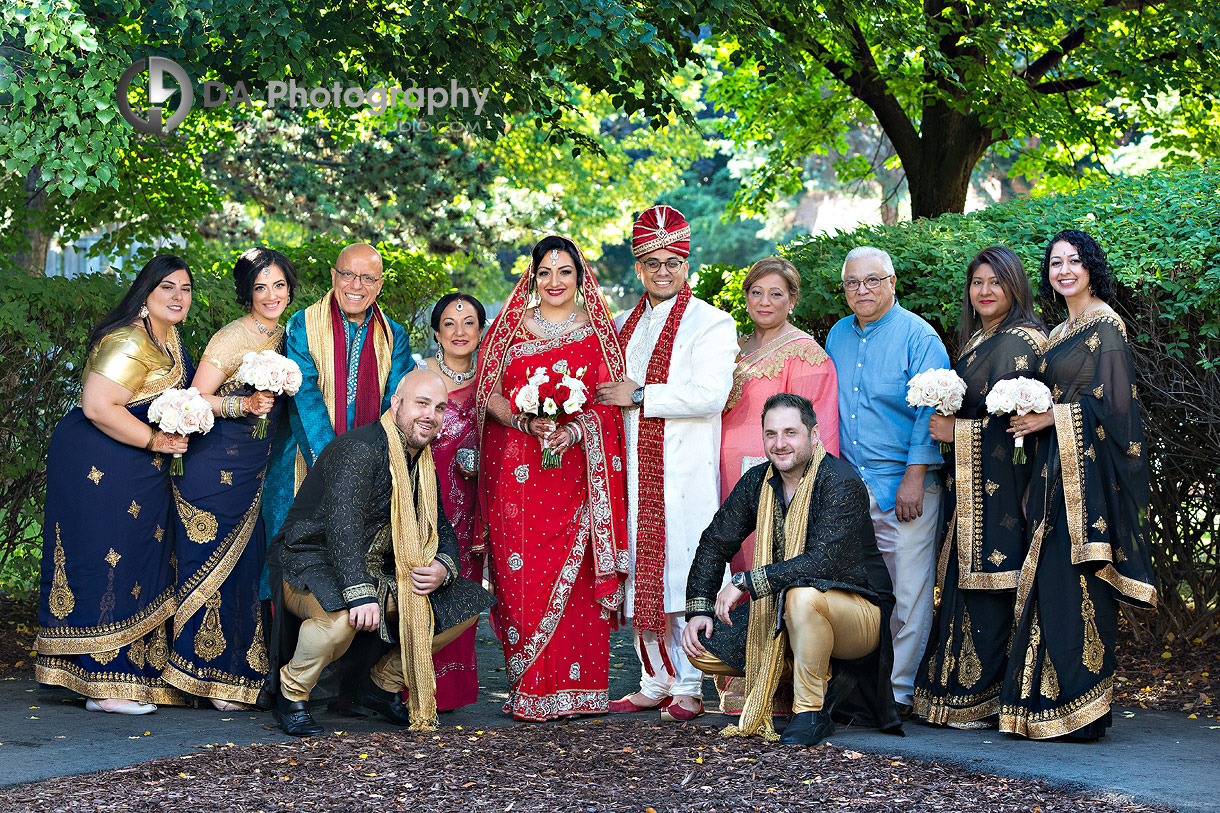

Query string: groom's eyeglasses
641 258 686 272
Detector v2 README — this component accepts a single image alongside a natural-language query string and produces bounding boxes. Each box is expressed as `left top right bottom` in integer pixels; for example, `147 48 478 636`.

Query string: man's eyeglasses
335 268 383 286
842 275 890 292
641 258 686 273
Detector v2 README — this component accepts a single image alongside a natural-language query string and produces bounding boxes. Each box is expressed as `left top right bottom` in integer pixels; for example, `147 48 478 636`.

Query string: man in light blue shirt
825 246 949 715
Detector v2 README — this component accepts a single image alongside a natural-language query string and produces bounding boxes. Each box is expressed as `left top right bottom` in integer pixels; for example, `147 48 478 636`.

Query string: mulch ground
0 720 1172 812
6 590 1215 716
0 590 36 678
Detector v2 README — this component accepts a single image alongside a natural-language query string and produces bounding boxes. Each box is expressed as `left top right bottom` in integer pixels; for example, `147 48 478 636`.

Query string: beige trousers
690 586 880 713
279 581 477 702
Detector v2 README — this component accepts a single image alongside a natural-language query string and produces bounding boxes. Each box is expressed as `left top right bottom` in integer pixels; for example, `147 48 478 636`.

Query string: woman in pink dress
475 236 629 721
414 293 487 710
717 256 839 713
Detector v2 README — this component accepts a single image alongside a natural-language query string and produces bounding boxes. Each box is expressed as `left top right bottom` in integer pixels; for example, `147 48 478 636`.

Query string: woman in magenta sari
716 256 839 714
414 292 486 711
476 236 629 721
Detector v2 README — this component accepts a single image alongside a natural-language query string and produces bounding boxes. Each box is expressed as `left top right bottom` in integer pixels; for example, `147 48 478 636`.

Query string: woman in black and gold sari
915 246 1045 727
1000 230 1156 739
164 248 298 709
35 255 194 714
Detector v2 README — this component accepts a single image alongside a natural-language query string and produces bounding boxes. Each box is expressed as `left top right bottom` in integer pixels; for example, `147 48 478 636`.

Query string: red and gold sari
476 240 629 721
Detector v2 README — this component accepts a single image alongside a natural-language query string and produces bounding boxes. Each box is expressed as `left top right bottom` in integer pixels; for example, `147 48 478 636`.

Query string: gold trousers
279 581 477 702
690 587 880 713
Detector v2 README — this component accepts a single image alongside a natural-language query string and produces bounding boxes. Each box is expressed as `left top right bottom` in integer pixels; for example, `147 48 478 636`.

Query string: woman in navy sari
164 248 298 710
35 255 194 714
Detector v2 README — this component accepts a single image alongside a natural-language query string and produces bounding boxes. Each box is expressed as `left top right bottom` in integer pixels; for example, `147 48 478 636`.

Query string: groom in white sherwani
595 204 738 721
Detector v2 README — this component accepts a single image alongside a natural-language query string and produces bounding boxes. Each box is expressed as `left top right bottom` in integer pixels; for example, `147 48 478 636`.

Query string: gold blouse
201 319 282 378
83 325 184 404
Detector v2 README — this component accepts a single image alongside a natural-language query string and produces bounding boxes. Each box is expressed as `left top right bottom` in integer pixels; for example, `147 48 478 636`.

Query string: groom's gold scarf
723 442 825 741
379 411 440 731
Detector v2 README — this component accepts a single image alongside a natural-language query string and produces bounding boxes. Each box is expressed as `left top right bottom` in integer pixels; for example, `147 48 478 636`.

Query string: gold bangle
145 427 157 451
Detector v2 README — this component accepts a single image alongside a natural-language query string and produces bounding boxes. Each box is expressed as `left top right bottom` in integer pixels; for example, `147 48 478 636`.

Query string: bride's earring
139 303 150 319
525 278 541 309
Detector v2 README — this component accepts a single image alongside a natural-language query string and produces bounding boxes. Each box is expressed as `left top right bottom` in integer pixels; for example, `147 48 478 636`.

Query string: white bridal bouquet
509 360 589 468
147 387 215 475
986 377 1054 463
236 350 304 438
906 368 968 452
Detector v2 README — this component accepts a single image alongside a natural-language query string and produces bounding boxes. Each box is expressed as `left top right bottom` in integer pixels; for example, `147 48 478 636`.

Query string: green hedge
0 240 451 590
694 163 1220 641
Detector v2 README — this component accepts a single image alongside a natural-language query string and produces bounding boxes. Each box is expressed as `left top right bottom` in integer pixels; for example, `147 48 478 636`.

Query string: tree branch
1018 0 1159 85
1031 50 1182 94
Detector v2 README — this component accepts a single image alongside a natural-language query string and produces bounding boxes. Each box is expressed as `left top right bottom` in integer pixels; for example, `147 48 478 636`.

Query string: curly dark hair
233 247 298 310
1038 229 1115 308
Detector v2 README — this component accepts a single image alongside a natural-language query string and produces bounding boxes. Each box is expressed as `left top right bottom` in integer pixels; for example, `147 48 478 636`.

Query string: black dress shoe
779 710 837 746
275 693 324 737
355 682 412 726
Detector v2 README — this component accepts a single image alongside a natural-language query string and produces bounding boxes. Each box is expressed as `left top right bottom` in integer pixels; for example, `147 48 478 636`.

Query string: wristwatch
631 386 645 407
730 571 747 592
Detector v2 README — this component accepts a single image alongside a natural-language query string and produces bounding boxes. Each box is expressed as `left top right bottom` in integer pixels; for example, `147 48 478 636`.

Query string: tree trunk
14 166 49 277
904 103 992 220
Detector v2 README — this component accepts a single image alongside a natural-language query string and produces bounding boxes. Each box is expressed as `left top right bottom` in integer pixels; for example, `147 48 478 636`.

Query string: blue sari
35 325 192 704
164 322 284 705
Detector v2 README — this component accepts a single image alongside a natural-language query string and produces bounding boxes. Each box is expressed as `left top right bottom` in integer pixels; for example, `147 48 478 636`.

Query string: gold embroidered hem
35 587 176 656
1096 563 1158 608
913 686 1000 726
34 656 185 705
162 654 264 705
999 677 1113 739
949 418 1019 590
1044 309 1127 351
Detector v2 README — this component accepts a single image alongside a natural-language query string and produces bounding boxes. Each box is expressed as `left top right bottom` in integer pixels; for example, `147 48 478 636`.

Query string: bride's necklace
533 307 575 339
435 349 474 383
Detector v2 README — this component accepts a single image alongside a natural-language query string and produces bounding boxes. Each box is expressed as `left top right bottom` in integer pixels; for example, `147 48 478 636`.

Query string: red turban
631 204 691 259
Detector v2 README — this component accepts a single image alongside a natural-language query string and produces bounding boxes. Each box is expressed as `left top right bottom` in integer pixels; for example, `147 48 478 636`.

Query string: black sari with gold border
998 309 1156 739
35 325 193 704
164 321 284 704
914 326 1044 725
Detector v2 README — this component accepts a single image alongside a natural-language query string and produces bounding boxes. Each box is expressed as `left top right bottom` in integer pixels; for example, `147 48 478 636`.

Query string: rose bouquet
986 377 1053 463
906 368 968 453
509 360 589 468
236 349 303 438
147 387 215 475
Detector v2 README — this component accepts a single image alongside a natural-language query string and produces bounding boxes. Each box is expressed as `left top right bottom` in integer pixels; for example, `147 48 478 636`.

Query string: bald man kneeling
272 370 495 735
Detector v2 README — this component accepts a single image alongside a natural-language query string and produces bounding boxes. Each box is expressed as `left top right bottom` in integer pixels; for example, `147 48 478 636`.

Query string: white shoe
86 698 157 715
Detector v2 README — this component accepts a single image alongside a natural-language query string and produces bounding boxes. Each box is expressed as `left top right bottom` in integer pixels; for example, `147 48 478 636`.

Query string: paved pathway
2 619 1216 811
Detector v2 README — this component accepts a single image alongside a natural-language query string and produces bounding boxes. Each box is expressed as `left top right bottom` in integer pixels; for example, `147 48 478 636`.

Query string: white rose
158 406 183 434
265 365 286 393
514 384 539 414
1013 381 1038 414
283 366 303 395
179 410 202 434
252 368 272 391
199 408 215 433
528 367 550 386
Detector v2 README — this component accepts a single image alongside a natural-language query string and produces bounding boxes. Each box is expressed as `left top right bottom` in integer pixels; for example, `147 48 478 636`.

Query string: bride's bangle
565 423 582 444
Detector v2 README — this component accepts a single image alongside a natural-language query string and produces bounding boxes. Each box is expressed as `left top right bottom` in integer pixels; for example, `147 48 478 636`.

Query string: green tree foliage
710 1 1220 219
695 163 1220 638
1 0 739 272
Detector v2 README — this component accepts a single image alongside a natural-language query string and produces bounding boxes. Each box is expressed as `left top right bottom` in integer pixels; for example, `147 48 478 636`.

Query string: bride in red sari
476 235 629 721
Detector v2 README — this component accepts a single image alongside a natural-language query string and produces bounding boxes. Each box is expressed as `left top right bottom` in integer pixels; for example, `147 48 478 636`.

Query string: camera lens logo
116 57 194 135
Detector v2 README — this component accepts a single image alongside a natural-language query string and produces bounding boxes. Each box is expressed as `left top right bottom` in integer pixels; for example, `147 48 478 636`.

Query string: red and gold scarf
617 283 692 675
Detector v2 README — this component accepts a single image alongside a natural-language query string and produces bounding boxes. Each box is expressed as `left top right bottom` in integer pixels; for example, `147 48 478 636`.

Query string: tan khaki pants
690 587 880 713
279 581 476 702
